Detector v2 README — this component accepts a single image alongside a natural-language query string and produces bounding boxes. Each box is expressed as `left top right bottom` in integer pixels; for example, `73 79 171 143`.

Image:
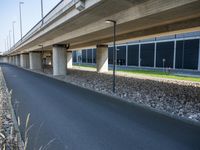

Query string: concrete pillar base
53 44 67 76
67 51 73 69
1 57 8 63
8 57 11 64
29 52 42 70
11 56 14 65
16 55 20 66
96 44 108 73
13 56 17 66
20 54 29 68
15 56 18 66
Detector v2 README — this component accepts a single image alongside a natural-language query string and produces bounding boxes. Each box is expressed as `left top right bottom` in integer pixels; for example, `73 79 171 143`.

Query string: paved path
1 64 200 150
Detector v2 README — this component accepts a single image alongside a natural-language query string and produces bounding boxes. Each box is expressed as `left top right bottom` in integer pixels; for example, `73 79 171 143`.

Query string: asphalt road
1 64 200 150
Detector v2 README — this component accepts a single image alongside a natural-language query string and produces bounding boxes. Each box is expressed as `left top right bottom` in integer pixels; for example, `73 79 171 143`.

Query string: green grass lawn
74 64 200 82
74 64 96 69
118 69 200 82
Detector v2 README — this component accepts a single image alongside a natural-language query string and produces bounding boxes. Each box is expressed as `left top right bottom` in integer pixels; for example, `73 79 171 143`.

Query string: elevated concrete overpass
2 0 200 75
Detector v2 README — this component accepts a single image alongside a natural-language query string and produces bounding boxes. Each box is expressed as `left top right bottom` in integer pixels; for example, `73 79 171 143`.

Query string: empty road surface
1 64 200 150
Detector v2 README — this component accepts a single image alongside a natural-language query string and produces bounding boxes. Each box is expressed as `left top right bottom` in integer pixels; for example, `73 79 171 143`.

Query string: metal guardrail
7 0 79 54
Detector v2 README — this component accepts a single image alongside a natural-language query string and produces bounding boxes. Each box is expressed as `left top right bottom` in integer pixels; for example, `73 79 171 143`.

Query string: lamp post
12 21 16 46
9 30 12 50
41 0 44 25
19 2 24 41
7 36 9 51
162 58 166 72
5 39 7 51
181 35 185 69
106 20 117 93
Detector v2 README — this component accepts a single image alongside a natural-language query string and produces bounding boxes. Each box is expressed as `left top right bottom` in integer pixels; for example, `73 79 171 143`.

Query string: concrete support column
16 55 20 66
67 51 72 69
2 57 8 63
29 52 42 70
14 56 17 65
20 53 29 68
8 57 11 64
53 44 67 76
11 56 14 64
96 44 108 73
12 56 14 64
12 56 14 65
13 56 15 65
5 57 9 63
11 56 14 65
6 57 9 63
0 57 3 63
11 57 13 64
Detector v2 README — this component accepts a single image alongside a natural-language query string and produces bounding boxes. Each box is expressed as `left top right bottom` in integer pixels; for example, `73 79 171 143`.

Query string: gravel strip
0 67 23 150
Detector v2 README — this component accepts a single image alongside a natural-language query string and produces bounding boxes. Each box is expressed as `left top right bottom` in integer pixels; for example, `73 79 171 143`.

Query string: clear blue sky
0 0 70 52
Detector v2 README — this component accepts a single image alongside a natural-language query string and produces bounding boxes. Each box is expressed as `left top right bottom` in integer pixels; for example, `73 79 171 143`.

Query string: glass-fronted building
72 31 200 71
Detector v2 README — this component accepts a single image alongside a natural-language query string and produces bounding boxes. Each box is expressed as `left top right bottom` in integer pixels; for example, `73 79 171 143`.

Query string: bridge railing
9 0 79 53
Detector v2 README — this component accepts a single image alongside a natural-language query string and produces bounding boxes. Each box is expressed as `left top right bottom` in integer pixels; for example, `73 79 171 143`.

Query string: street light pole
9 30 12 50
12 21 16 46
19 2 24 42
7 36 9 51
41 0 44 25
106 20 117 93
5 39 7 51
162 58 166 72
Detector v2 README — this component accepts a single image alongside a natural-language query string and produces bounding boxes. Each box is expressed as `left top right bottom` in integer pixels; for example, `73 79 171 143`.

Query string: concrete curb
0 67 24 150
8 64 200 127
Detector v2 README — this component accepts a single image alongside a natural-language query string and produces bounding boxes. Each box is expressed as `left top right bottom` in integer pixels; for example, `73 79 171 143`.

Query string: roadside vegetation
74 64 200 82
0 67 55 149
118 69 200 82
